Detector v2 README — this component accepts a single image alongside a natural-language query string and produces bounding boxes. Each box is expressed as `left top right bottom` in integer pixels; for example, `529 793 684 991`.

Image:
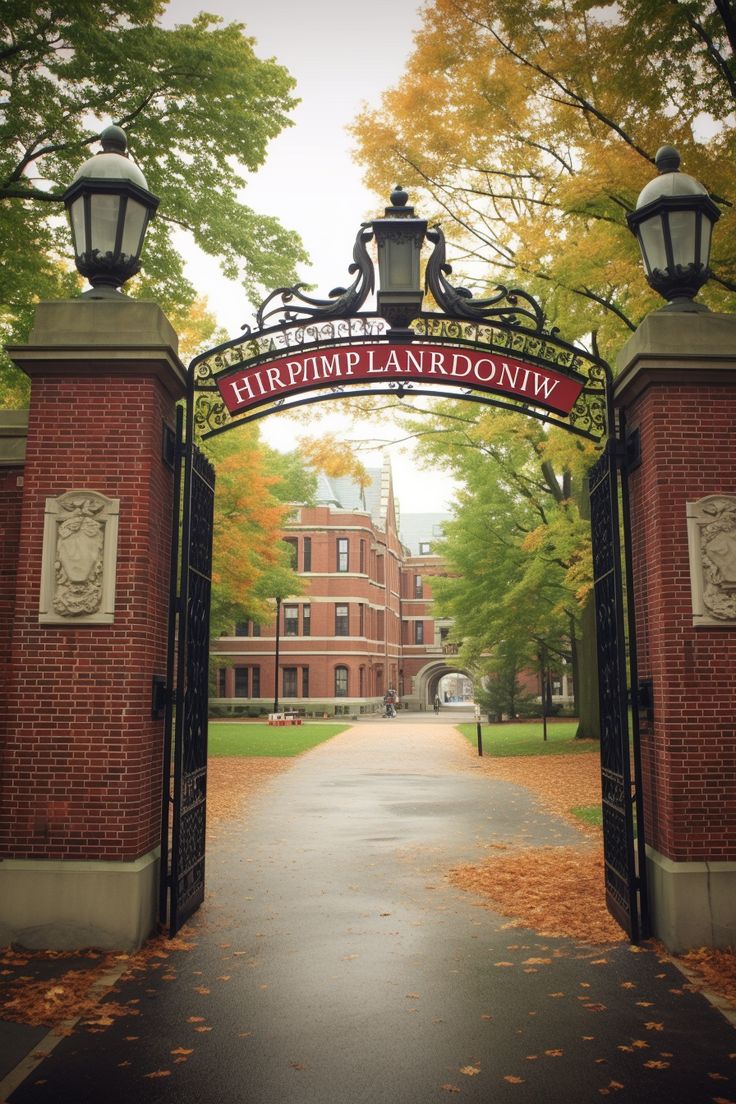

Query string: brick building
210 459 466 715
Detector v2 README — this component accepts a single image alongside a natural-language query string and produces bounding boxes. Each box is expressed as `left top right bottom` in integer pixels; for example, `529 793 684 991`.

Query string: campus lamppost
372 185 427 337
627 145 720 311
63 125 159 297
273 595 282 714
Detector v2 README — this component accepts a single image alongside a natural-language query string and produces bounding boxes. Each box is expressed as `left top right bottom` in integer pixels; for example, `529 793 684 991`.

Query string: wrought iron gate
589 441 648 942
160 409 215 937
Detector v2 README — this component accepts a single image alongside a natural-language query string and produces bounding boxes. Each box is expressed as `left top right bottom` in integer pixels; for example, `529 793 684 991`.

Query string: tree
390 397 600 736
1 1 307 404
205 429 315 639
352 0 736 362
474 639 536 722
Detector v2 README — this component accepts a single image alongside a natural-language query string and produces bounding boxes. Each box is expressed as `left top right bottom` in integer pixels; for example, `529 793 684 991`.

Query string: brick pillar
0 299 185 949
615 311 736 951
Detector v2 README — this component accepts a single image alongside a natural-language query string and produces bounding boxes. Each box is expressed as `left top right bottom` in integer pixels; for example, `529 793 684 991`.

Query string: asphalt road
4 723 735 1103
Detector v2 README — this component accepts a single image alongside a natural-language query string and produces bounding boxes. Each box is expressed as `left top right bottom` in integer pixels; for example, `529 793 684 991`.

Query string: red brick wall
0 468 24 742
0 373 177 863
624 383 736 862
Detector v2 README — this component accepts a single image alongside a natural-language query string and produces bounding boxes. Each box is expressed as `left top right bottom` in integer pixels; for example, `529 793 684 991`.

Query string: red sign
216 343 584 416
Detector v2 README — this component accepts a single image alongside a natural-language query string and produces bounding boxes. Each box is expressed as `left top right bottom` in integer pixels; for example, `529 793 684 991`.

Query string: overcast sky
162 0 460 513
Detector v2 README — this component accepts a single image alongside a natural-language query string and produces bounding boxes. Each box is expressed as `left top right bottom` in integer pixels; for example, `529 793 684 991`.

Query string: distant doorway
436 673 473 706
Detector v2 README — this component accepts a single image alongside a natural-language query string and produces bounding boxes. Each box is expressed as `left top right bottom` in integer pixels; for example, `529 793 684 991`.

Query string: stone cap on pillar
6 299 188 400
615 310 736 408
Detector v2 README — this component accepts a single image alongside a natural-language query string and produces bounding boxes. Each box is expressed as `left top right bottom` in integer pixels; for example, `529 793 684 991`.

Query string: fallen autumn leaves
451 738 736 1008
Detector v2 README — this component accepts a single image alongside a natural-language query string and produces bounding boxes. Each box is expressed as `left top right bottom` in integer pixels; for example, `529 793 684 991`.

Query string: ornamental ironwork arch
188 194 612 444
166 192 647 946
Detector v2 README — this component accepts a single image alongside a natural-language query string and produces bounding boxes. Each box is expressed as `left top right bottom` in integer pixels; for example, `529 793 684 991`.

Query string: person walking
433 695 441 714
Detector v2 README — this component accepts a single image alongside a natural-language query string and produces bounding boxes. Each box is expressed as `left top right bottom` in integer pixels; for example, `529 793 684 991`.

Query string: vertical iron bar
159 403 184 925
617 410 650 938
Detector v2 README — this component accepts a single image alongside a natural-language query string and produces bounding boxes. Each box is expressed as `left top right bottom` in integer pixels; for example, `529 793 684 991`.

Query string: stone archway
409 659 474 710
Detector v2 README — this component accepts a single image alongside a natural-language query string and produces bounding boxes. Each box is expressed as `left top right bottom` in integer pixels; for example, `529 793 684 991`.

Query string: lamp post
273 595 282 715
63 125 159 297
372 186 427 338
627 145 720 311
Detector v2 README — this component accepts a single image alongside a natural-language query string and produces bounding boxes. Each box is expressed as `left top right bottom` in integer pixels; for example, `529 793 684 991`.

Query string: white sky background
161 0 460 513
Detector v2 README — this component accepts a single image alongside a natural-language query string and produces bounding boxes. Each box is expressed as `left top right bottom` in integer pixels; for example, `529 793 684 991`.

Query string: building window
359 667 365 696
303 605 311 637
359 539 366 574
302 666 310 697
252 666 260 697
335 604 349 636
337 537 349 572
335 666 348 697
218 668 227 696
359 603 364 637
415 621 424 644
414 574 423 598
419 542 431 554
235 621 248 636
234 667 248 697
303 536 312 572
283 537 298 569
283 667 298 697
284 605 299 636
377 609 385 640
251 621 260 638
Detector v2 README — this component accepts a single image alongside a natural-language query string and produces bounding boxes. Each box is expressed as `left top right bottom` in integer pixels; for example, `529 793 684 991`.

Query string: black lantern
372 186 427 336
63 125 159 296
627 145 720 310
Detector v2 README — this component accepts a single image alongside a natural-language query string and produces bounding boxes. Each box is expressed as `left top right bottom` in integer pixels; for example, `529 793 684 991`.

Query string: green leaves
0 4 307 405
353 0 736 361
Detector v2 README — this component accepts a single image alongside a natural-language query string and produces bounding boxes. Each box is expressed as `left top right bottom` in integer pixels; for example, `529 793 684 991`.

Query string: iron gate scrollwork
589 443 647 942
160 410 215 938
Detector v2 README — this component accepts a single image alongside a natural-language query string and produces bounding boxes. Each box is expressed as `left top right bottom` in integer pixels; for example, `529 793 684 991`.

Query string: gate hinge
151 675 169 720
612 428 641 473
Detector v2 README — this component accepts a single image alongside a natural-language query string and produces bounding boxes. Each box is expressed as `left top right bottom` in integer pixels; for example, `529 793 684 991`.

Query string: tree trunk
575 594 600 739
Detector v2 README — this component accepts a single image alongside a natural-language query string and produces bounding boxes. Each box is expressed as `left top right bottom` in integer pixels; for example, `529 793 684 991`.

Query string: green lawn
208 722 350 757
570 804 604 828
457 720 598 757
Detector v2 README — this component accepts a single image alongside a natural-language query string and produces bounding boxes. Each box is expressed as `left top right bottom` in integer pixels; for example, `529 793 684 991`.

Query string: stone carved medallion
39 491 120 624
687 495 736 627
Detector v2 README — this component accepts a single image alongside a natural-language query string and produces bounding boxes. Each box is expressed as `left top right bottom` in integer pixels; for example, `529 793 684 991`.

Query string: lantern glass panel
387 241 413 288
639 214 668 275
699 214 713 269
668 208 697 269
69 195 86 257
90 192 121 254
121 197 148 259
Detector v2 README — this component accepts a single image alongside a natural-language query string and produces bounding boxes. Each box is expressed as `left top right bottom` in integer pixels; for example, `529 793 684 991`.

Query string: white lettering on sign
218 343 584 416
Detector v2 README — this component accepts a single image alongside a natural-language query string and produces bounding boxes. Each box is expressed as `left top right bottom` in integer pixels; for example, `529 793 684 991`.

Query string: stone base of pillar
646 845 736 952
0 849 159 951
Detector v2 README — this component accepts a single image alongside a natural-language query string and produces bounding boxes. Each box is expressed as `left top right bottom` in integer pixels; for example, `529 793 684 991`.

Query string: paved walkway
2 723 735 1103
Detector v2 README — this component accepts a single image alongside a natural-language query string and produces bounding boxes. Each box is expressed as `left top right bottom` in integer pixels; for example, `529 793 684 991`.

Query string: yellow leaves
171 1047 193 1056
298 436 371 490
144 1069 171 1079
644 1021 664 1032
460 1065 481 1076
544 1049 564 1057
504 1074 525 1083
598 1081 625 1095
441 1084 461 1093
643 1060 670 1070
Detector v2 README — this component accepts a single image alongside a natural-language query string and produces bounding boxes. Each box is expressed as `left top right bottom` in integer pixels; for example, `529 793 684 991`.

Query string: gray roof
399 513 450 555
315 468 384 522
